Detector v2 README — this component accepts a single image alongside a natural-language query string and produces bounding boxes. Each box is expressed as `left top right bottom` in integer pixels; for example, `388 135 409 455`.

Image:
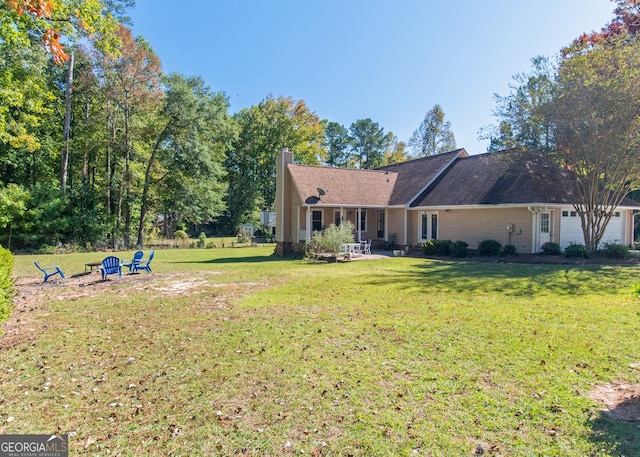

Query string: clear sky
128 1 616 155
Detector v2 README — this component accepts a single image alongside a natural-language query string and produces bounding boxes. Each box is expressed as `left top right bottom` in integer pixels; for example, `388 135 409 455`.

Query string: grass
2 247 640 456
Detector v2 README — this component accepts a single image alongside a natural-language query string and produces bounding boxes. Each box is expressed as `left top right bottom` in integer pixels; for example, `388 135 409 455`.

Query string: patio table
341 243 362 254
84 261 102 274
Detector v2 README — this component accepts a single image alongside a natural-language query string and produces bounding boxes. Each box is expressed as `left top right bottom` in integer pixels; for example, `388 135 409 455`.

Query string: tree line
0 0 459 252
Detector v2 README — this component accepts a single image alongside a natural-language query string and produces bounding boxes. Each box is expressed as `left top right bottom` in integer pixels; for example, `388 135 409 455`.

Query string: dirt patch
1 271 240 352
589 380 640 422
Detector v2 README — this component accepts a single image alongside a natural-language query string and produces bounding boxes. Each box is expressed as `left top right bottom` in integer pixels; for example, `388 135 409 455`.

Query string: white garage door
560 207 624 248
559 207 624 248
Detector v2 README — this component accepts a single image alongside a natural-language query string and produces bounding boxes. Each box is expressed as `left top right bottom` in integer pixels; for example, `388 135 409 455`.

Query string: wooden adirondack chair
122 250 144 272
34 261 65 282
133 250 154 274
100 256 122 280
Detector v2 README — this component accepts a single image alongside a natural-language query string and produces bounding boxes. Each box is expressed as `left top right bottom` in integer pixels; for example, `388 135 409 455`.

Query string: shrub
601 242 630 259
422 239 452 256
197 232 207 249
237 229 251 244
541 242 561 256
174 230 188 247
306 221 355 258
502 244 517 256
478 239 502 256
450 240 469 258
0 247 14 327
564 242 588 258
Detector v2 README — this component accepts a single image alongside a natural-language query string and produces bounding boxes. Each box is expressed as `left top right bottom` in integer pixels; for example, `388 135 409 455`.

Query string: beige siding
434 207 536 253
386 208 406 247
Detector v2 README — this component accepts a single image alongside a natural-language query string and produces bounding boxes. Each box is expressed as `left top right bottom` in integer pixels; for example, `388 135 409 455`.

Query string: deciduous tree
549 34 640 252
408 104 456 157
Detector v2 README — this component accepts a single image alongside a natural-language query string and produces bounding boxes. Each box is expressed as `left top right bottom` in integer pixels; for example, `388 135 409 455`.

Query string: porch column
357 207 362 241
305 206 311 241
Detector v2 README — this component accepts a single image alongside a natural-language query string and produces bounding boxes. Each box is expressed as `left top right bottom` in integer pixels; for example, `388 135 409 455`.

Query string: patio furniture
84 261 102 273
100 256 122 280
34 261 65 282
363 239 372 255
122 250 144 272
133 250 154 274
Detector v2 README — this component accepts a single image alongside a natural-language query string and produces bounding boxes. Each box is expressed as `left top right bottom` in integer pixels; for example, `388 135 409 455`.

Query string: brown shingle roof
377 149 468 205
287 164 397 207
411 151 584 207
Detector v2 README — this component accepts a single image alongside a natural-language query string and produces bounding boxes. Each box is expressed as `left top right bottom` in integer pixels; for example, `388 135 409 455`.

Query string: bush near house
422 239 453 256
600 242 630 259
478 239 502 256
565 242 589 258
0 246 13 327
502 244 517 256
541 242 562 256
306 221 355 258
451 240 469 257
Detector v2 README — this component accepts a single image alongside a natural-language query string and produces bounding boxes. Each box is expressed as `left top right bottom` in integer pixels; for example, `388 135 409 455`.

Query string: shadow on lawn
366 259 637 296
589 409 640 455
174 255 292 265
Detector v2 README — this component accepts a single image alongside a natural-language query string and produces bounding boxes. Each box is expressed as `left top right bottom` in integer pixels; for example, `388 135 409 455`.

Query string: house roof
377 149 468 206
287 163 397 207
286 149 640 209
410 151 640 208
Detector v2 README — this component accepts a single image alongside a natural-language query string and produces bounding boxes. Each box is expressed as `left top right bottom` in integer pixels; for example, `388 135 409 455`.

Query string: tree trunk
61 52 74 195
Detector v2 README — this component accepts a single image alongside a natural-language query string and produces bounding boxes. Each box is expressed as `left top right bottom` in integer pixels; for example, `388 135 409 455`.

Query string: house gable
377 148 468 206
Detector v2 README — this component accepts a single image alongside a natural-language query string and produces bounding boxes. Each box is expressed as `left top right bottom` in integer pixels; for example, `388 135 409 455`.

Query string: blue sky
129 1 616 155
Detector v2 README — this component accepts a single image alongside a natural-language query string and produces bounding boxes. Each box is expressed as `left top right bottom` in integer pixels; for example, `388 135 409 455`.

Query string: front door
539 211 551 246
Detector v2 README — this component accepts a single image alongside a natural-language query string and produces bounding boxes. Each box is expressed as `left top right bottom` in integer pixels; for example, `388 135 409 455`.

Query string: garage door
559 207 624 247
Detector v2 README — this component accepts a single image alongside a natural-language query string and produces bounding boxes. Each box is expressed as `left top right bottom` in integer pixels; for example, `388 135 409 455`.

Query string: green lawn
3 247 640 456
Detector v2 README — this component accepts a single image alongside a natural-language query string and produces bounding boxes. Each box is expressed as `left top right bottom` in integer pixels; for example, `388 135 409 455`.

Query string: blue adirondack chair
100 256 122 280
34 261 65 282
122 250 144 272
133 250 154 274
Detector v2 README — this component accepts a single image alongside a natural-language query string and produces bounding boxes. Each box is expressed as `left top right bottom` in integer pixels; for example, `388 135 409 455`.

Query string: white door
539 211 551 246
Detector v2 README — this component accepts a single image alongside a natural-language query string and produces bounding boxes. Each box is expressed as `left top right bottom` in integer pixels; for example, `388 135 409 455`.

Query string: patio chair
100 256 122 280
122 250 144 272
34 261 65 282
363 239 372 255
133 250 154 274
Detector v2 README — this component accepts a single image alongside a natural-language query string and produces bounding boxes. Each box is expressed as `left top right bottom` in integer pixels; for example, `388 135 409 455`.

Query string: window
615 211 621 217
421 214 428 239
312 210 322 232
359 210 367 232
570 211 577 217
334 211 341 227
562 211 568 217
540 213 550 233
377 211 384 238
431 214 438 239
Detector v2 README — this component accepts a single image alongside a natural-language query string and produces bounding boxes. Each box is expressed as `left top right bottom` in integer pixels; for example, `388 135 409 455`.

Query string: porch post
357 207 362 241
306 206 311 241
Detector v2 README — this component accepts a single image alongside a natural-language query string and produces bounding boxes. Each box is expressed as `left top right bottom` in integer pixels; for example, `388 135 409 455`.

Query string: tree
408 104 456 157
323 121 352 167
348 118 389 169
99 25 162 247
381 136 408 166
548 34 640 252
479 57 556 153
136 74 235 245
224 95 325 231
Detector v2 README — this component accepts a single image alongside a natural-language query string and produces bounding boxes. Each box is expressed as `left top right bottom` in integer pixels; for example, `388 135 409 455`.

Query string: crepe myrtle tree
549 34 640 252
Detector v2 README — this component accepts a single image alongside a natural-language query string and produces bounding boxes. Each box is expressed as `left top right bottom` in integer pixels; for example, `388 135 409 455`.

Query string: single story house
274 147 638 256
